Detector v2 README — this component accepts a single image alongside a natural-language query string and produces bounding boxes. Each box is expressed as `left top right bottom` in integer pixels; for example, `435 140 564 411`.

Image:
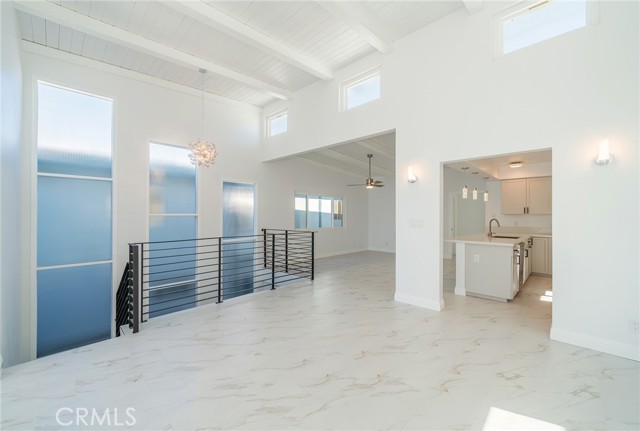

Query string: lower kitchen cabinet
531 236 552 276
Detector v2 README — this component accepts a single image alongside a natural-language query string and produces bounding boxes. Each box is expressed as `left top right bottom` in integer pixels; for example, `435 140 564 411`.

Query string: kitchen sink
490 235 521 239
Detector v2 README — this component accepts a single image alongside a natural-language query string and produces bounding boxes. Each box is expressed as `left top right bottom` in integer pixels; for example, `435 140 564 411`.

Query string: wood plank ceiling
15 0 465 108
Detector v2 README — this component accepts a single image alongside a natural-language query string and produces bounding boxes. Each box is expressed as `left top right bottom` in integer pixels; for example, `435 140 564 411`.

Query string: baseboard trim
315 248 368 259
394 292 444 311
550 327 639 362
454 286 466 296
367 248 395 253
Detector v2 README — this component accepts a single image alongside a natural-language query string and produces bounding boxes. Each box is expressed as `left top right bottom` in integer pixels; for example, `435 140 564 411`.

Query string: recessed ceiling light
483 176 490 180
472 171 479 175
508 161 524 168
461 167 469 170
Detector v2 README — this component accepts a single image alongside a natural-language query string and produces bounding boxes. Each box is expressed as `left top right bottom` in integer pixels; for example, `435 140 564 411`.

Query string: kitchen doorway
441 149 553 327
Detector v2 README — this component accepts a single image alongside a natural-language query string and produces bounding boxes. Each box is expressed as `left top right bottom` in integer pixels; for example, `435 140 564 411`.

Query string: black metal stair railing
114 262 133 336
120 229 314 334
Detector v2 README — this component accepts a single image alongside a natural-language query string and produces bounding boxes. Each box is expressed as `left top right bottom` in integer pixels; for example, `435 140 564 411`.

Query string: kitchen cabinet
501 177 552 215
531 236 552 276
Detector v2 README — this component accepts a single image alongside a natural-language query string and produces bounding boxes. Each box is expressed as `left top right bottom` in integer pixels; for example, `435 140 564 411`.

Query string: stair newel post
285 230 289 273
271 233 276 290
263 229 267 268
217 237 223 303
311 231 315 281
130 243 140 333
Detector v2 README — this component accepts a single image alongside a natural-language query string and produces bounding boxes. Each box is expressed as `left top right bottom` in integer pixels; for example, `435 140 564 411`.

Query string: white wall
17 48 369 362
1 1 26 368
263 1 639 360
395 1 638 360
262 52 396 161
368 176 396 253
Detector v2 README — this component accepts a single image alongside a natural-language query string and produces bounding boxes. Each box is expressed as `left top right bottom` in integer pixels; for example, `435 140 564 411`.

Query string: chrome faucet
488 218 501 237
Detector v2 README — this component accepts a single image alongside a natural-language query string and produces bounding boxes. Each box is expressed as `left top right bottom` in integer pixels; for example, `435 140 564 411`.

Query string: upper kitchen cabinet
501 177 552 215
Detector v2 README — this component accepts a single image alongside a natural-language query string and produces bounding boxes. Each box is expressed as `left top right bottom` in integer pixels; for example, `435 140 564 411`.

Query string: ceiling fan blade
373 184 385 187
347 184 365 187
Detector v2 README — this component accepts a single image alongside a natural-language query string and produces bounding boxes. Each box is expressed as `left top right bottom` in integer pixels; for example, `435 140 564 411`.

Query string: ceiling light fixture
508 161 524 168
188 68 217 168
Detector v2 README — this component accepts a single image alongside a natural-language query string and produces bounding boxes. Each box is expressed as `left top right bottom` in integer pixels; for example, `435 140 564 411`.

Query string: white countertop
448 234 526 247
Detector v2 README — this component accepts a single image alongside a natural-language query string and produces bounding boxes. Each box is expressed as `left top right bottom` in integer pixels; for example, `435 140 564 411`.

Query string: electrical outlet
473 254 480 263
629 319 639 332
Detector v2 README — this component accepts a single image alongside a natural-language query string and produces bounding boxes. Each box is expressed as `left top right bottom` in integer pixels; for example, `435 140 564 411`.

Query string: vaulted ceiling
15 0 469 108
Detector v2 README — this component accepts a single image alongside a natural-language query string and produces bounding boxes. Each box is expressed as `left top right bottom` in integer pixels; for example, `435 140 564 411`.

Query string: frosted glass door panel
222 241 254 300
222 182 256 299
148 216 197 286
149 216 197 243
37 263 111 357
37 176 112 267
37 83 113 178
148 216 196 313
148 282 197 318
222 182 256 237
149 144 196 214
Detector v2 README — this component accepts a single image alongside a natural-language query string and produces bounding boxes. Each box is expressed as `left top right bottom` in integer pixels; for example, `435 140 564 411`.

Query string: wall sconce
472 187 478 200
407 166 417 183
595 139 614 166
484 190 489 202
462 185 468 199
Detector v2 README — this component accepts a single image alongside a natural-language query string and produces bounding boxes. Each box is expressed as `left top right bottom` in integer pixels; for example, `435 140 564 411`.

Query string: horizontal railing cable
125 229 315 331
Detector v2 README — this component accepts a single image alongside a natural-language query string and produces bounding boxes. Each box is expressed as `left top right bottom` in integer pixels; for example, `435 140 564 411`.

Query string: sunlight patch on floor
483 407 565 430
540 289 553 302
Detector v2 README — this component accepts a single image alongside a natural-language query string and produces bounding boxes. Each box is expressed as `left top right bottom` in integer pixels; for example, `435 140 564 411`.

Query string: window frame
34 80 116 352
148 141 199 238
493 0 599 58
294 193 345 230
340 67 381 112
266 109 288 137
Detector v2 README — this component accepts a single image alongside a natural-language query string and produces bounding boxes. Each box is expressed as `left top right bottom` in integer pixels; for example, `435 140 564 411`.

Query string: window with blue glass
341 69 381 111
148 143 198 317
36 82 113 357
499 0 588 55
295 193 343 229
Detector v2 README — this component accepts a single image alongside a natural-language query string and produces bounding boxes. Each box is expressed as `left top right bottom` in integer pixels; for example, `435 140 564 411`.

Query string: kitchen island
449 234 528 302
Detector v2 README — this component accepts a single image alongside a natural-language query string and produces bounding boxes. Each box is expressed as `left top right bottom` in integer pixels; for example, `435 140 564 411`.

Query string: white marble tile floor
1 251 638 430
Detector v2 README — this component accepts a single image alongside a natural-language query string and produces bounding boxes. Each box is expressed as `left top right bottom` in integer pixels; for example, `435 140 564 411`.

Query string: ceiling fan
347 154 384 189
